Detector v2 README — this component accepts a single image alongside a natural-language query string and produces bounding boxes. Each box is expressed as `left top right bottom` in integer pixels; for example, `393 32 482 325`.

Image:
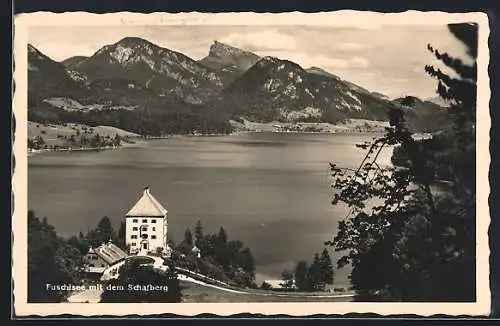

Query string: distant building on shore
125 187 170 256
262 279 297 291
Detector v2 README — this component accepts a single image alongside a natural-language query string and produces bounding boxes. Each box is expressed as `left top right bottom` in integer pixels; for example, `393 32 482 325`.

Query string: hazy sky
28 24 473 99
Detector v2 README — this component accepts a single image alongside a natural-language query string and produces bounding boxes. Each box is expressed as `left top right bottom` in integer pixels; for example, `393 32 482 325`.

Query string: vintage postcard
12 11 491 317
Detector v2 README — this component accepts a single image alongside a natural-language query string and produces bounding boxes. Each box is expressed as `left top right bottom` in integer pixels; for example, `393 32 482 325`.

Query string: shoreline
28 141 140 157
27 130 427 157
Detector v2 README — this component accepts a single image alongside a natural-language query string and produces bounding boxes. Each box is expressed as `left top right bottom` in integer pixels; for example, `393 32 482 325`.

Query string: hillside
28 44 87 100
28 121 140 152
305 66 342 81
62 56 88 68
391 96 451 132
207 56 393 123
180 280 354 302
27 39 449 136
70 37 225 104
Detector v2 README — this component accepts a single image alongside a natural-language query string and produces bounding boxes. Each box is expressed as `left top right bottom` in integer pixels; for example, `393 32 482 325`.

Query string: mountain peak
209 40 256 58
305 66 341 80
199 41 260 74
261 56 280 63
116 36 153 46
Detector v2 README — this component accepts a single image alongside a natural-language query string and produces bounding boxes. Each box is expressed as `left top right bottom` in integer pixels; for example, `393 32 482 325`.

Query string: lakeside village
31 186 342 303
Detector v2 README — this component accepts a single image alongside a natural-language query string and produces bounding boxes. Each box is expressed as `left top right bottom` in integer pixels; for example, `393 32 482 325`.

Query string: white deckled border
12 10 491 317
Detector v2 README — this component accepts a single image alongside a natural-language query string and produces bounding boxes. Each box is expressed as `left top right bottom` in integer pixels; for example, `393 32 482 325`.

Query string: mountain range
27 37 448 135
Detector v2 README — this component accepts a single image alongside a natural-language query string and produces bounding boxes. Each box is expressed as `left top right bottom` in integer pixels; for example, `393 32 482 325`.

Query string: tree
67 235 90 255
294 261 309 292
232 267 254 288
183 228 193 247
319 248 334 285
236 247 255 277
28 211 83 302
261 281 272 291
117 221 126 250
280 270 295 290
307 253 324 291
327 23 477 302
87 216 117 247
176 227 194 256
194 220 204 248
215 227 230 269
100 259 182 303
216 227 228 245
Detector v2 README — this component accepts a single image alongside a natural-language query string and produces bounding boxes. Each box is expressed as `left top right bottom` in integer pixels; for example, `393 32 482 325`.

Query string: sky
28 24 473 99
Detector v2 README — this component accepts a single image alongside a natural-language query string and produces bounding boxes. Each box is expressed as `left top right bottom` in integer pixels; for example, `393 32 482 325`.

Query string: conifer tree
319 248 334 285
183 228 193 247
307 253 324 291
117 221 126 249
294 261 309 292
194 220 204 248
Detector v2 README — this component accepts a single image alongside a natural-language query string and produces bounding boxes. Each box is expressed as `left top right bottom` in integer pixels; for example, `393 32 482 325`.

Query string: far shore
27 140 142 157
28 129 431 157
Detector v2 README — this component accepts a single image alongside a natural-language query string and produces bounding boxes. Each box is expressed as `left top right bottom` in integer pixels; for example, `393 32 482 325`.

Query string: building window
142 219 147 223
142 234 148 239
152 235 157 239
133 219 138 223
91 256 98 260
89 264 95 267
132 227 138 231
141 226 148 232
131 235 137 239
152 227 156 231
131 243 136 246
151 219 157 223
100 264 105 267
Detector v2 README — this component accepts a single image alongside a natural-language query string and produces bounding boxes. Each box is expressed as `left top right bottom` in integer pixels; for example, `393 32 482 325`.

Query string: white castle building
125 187 169 256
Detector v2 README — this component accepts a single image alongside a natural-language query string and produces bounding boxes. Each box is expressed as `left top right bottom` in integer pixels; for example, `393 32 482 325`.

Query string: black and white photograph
12 11 490 316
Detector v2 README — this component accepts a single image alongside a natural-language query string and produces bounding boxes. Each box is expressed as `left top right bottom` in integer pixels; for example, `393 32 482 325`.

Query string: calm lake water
28 132 392 287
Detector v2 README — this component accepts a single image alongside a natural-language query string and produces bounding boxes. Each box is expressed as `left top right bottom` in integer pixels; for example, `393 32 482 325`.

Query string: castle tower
125 187 168 255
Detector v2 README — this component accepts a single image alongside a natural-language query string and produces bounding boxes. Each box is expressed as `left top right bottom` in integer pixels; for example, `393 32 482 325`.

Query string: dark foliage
327 23 477 302
173 221 256 288
100 259 181 303
28 211 84 302
294 261 309 292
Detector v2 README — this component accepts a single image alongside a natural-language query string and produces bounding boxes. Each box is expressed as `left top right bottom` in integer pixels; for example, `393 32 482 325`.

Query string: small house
263 279 297 291
83 240 128 276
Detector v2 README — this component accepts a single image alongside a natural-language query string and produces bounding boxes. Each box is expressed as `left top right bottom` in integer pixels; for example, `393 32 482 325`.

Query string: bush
231 268 254 288
260 282 272 291
199 260 230 284
100 259 181 303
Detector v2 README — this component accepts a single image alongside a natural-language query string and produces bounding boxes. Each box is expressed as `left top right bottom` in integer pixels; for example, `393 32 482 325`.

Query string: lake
28 132 393 288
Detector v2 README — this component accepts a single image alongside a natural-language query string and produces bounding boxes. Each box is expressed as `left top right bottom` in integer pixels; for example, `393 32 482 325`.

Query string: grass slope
180 281 354 302
28 121 140 148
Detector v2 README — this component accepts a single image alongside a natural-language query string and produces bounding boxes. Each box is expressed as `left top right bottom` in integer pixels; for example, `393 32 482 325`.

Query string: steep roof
126 187 168 217
86 241 128 265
